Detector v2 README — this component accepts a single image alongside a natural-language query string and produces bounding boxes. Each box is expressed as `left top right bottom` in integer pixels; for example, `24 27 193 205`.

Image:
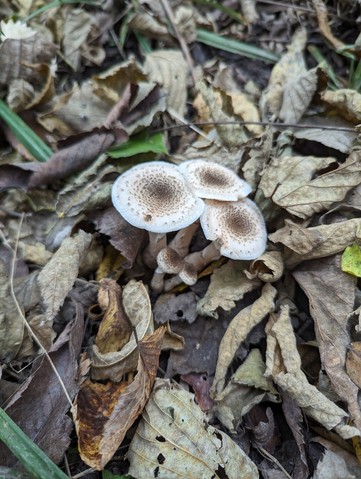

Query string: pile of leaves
1 1 361 478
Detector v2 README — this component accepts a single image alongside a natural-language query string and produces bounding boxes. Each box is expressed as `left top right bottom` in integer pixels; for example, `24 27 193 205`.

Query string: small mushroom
166 197 267 289
111 161 205 267
178 159 252 201
200 198 267 261
150 247 184 292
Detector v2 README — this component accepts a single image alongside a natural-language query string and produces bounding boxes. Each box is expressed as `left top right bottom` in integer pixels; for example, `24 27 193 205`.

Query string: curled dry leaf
293 256 361 433
37 230 92 324
211 283 277 398
73 326 166 470
259 152 361 219
215 349 279 433
91 280 154 381
321 88 361 123
311 0 345 50
269 218 361 265
128 379 259 479
197 261 261 319
266 303 360 439
95 279 133 354
245 251 284 283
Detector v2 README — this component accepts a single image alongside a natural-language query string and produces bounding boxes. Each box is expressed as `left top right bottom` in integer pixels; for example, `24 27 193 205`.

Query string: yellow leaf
342 243 361 278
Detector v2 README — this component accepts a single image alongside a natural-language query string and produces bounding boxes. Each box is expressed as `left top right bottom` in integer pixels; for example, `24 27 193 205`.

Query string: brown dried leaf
95 279 133 354
312 0 345 50
91 280 153 381
0 258 24 362
38 230 92 323
212 283 277 397
293 256 361 433
0 305 85 466
73 326 166 470
246 251 284 283
128 379 259 479
144 49 188 117
346 342 361 390
0 165 33 190
28 130 124 187
321 88 361 123
197 261 261 319
180 373 213 412
91 207 145 270
269 218 361 265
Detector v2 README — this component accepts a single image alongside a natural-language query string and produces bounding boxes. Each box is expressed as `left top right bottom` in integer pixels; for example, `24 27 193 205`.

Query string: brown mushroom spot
218 205 258 240
197 168 230 188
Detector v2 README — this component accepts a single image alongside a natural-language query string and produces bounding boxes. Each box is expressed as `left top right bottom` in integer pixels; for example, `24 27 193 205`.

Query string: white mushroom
150 247 184 292
111 161 205 267
164 197 267 290
178 159 252 201
200 198 267 260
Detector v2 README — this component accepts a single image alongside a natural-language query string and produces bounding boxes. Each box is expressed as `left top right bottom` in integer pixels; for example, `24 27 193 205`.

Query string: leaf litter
1 1 361 478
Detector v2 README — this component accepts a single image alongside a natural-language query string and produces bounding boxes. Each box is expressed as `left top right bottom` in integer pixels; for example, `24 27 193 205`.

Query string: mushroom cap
179 262 197 285
178 160 252 201
200 198 267 260
157 247 183 274
111 161 205 234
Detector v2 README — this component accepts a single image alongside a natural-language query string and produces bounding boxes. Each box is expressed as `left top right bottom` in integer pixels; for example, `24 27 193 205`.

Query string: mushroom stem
168 222 199 258
143 232 167 269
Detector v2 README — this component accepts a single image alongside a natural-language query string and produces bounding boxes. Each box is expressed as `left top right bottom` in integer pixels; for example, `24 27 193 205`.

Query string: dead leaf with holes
73 326 166 470
128 379 259 479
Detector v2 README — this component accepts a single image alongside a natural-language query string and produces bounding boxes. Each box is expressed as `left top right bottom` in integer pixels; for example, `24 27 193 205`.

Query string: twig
9 214 73 407
160 0 197 84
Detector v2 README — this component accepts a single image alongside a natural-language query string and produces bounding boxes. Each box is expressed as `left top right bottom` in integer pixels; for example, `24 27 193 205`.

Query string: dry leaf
293 256 361 432
95 279 133 354
346 342 361 389
245 251 284 283
212 283 277 397
269 218 361 265
197 261 261 319
0 258 24 362
313 449 358 479
144 49 188 117
73 326 166 470
259 152 361 219
321 88 361 123
128 379 259 479
215 349 279 432
37 230 92 323
91 280 154 381
311 0 345 50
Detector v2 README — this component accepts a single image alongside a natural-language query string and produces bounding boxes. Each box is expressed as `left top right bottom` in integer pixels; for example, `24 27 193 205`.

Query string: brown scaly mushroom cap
200 198 267 260
111 161 205 234
178 160 252 201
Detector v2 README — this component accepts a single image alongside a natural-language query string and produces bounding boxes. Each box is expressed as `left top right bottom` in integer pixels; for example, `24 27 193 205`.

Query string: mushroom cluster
111 160 267 292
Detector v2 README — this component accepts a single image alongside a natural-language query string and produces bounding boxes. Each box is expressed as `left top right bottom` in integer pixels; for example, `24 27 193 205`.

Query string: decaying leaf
321 89 361 123
311 0 345 50
245 251 284 283
95 279 133 354
260 150 361 219
128 379 259 479
346 342 361 390
91 280 154 381
38 230 92 323
293 256 361 433
144 49 188 117
0 258 24 362
212 283 277 397
215 349 279 432
269 218 361 265
265 304 360 439
197 261 261 319
73 326 166 470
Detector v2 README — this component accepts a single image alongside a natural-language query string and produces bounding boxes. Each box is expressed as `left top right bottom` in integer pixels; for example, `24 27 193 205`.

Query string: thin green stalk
0 408 68 479
192 0 245 24
0 100 52 162
196 29 279 63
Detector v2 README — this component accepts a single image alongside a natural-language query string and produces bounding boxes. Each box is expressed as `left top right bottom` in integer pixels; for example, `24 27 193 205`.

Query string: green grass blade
22 0 101 22
196 29 279 63
108 131 168 158
0 408 68 479
0 100 52 162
